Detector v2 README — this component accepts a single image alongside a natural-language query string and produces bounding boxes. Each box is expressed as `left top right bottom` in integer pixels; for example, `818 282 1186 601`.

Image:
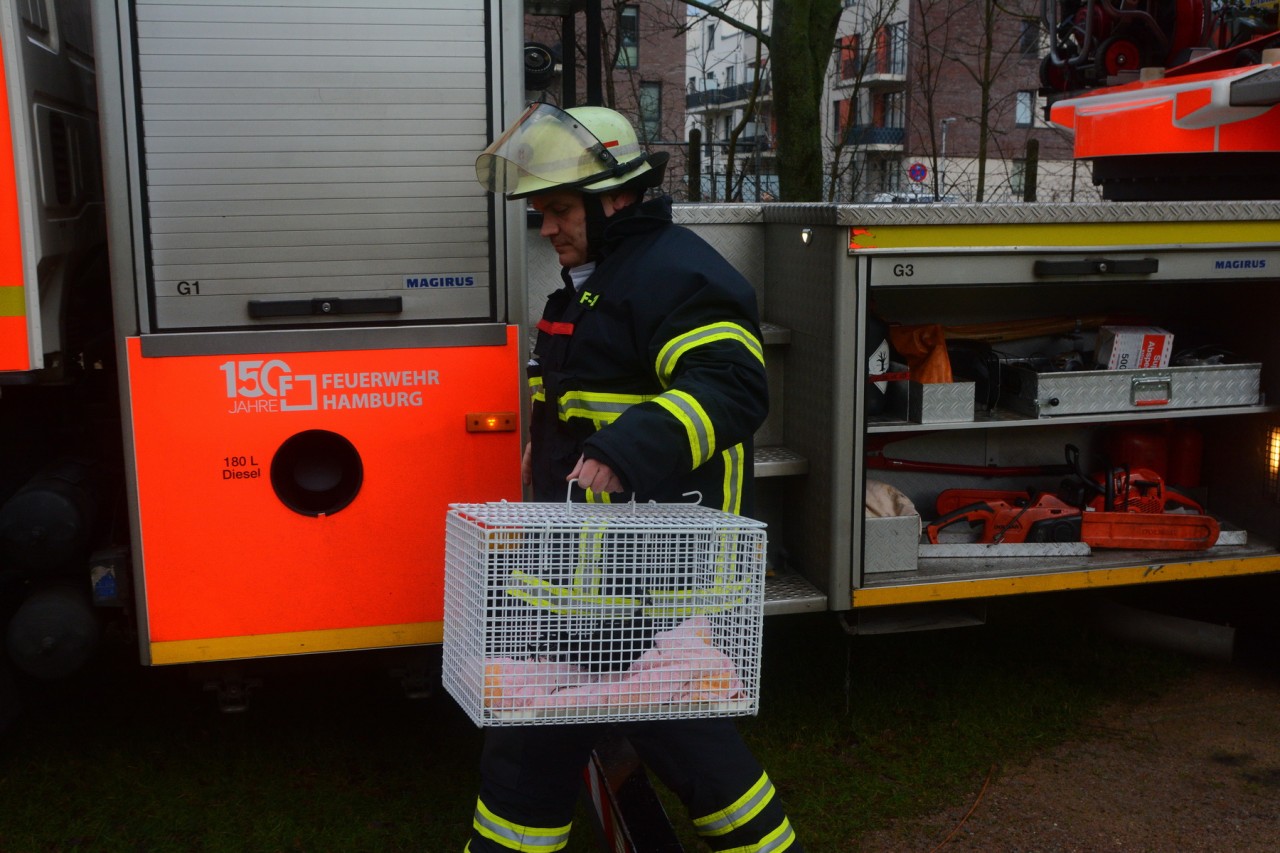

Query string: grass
0 593 1189 852
647 595 1188 851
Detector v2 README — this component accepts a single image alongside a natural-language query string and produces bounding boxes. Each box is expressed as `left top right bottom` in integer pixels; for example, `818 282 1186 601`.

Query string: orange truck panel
126 330 523 664
0 36 31 372
1051 62 1280 158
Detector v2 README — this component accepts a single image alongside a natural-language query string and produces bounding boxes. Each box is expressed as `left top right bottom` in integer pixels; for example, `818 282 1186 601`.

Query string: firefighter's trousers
465 717 802 852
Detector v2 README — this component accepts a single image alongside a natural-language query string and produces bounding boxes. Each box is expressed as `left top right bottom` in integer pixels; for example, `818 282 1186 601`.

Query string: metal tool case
1005 363 1263 417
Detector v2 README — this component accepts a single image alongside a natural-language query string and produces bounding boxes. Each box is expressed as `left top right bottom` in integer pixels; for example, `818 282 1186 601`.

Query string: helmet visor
476 103 641 198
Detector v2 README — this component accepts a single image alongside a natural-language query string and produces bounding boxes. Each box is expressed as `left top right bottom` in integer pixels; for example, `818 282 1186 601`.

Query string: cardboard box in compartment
1095 325 1173 370
864 514 920 574
909 380 975 423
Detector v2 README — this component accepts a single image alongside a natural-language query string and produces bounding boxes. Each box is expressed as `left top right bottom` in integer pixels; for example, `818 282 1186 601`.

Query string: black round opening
270 430 363 517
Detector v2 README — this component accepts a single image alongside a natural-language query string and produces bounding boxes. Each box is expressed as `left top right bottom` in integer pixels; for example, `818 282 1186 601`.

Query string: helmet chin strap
582 192 609 262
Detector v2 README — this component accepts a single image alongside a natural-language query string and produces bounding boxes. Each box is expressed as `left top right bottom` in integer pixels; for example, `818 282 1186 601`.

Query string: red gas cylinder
1104 426 1169 479
1165 424 1204 488
1104 424 1204 489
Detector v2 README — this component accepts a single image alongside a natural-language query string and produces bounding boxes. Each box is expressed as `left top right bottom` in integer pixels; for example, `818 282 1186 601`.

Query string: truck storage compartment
676 202 1280 620
851 210 1280 606
108 0 503 331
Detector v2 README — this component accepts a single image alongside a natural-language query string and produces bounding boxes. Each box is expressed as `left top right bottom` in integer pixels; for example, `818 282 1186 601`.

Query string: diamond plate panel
1005 363 1262 417
829 200 1280 226
909 381 976 423
864 514 919 574
676 201 1280 228
673 204 763 226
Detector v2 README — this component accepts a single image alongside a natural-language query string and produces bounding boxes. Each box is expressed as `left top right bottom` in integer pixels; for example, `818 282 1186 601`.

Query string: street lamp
939 117 957 200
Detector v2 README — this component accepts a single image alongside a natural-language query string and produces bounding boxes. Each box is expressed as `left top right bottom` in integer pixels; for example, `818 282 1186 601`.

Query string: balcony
842 125 905 148
864 52 907 87
686 79 772 111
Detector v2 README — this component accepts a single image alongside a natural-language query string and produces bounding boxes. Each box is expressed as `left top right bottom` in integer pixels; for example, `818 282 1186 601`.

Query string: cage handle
565 480 703 510
565 478 637 507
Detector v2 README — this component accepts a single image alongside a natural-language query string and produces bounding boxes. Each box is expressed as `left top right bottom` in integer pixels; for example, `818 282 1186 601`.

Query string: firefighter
466 103 803 853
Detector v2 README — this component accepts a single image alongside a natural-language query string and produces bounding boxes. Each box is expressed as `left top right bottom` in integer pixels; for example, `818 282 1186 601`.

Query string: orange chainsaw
927 490 1219 550
928 444 1220 550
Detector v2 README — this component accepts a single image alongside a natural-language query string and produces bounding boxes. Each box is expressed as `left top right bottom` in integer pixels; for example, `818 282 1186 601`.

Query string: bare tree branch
685 0 770 43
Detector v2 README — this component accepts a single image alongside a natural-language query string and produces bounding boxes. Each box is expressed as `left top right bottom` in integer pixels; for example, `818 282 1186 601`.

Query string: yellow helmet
476 103 659 199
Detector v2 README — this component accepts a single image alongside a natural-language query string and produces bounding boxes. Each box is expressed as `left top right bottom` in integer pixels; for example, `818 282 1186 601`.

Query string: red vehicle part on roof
1049 59 1280 158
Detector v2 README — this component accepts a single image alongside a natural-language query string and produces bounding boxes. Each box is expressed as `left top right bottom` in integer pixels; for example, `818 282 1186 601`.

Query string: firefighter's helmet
476 103 664 200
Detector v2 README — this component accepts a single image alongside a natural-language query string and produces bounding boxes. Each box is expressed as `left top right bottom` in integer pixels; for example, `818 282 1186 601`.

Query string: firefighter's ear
600 189 638 216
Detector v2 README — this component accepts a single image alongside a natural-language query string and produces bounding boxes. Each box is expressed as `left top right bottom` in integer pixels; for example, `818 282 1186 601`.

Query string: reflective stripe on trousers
693 772 800 852
467 798 571 852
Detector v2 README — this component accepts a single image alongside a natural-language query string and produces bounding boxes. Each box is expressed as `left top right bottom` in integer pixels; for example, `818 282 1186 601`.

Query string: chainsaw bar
1081 511 1219 550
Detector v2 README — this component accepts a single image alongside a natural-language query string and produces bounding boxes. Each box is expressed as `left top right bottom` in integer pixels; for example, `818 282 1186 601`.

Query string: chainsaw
925 492 1083 545
927 445 1220 550
934 470 1205 518
926 490 1220 550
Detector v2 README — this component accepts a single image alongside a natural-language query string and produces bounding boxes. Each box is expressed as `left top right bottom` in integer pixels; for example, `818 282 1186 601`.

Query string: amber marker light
466 412 518 432
1267 426 1280 499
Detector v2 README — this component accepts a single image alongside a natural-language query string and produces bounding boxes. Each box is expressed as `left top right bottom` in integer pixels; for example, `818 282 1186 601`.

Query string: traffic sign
908 162 928 183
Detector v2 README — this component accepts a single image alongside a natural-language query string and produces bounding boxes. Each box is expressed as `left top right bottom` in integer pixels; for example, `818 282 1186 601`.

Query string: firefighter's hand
568 455 624 493
521 442 532 486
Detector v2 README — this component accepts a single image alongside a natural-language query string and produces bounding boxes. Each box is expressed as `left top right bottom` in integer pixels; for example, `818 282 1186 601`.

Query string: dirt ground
854 662 1280 852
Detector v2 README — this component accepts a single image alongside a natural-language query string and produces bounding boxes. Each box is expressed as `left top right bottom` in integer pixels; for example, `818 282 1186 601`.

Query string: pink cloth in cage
481 617 744 713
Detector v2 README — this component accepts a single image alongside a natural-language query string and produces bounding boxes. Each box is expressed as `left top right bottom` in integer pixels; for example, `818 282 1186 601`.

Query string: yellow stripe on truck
148 621 445 665
852 554 1280 608
848 221 1280 252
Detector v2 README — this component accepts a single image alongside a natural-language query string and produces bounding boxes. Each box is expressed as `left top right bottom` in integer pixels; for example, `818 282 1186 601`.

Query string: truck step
760 321 791 346
764 572 827 615
754 445 808 478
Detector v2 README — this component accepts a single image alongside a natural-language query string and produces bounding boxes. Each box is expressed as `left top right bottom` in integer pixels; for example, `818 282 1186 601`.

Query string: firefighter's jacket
528 195 767 515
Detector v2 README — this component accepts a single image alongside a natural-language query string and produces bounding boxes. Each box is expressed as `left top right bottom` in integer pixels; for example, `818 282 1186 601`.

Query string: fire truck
2 0 527 689
4 0 1280 848
4 0 1280 681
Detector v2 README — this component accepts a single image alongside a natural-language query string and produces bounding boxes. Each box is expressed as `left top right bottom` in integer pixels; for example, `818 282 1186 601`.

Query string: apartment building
685 0 1099 203
684 0 777 201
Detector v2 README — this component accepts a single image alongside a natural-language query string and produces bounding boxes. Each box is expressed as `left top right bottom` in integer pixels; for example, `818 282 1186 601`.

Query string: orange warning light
466 412 518 432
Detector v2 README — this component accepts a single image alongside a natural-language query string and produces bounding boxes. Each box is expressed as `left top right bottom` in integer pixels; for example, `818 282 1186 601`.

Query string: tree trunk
771 0 843 201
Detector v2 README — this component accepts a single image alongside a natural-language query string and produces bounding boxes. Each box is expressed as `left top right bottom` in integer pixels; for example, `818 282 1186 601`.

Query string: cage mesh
443 501 766 726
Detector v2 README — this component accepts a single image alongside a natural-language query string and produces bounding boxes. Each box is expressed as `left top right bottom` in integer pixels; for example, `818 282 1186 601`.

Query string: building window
834 98 856 138
1019 18 1041 57
725 65 736 87
889 22 906 74
1016 90 1036 127
617 5 639 69
839 34 861 81
639 82 661 142
1011 158 1027 199
874 91 904 128
705 22 716 57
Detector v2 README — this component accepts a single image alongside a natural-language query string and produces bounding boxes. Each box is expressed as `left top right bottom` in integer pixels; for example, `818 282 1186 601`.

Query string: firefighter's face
532 189 638 268
531 189 589 268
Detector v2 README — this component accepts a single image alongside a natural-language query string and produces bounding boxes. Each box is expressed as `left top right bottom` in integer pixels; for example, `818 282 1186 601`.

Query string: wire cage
442 500 767 726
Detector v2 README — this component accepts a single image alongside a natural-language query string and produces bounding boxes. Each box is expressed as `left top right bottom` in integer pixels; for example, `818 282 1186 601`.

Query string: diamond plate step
755 445 808 478
764 572 827 615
